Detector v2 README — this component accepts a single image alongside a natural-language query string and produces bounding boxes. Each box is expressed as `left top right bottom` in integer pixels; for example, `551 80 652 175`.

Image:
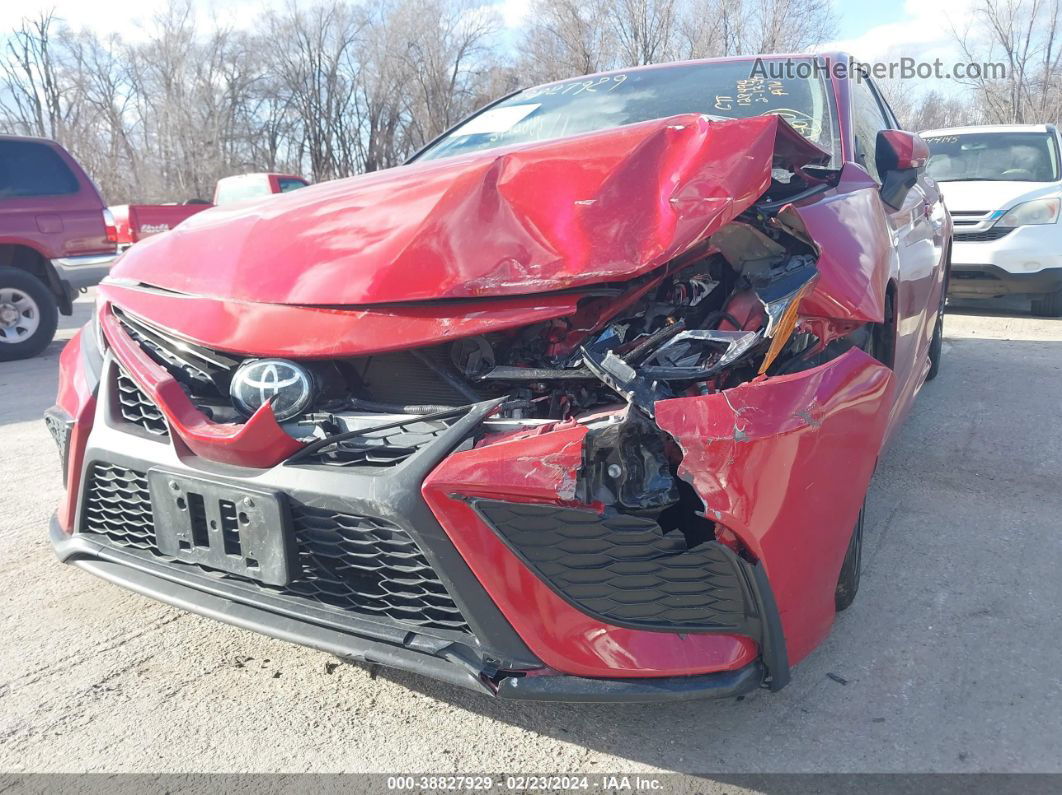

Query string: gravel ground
1 291 1060 774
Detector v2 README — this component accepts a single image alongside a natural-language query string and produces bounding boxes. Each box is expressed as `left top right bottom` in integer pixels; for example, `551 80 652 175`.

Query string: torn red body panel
97 282 585 358
655 349 894 664
792 165 893 324
108 114 827 307
422 427 759 678
53 331 96 533
100 305 303 466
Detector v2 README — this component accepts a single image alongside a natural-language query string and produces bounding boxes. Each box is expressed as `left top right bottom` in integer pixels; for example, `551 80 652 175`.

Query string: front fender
655 348 894 664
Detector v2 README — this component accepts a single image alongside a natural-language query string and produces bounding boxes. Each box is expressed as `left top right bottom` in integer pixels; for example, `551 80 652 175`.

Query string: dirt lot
1 291 1060 774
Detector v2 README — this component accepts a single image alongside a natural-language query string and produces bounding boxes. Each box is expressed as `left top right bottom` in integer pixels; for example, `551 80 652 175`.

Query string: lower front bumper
52 253 118 290
947 264 1062 299
51 516 764 702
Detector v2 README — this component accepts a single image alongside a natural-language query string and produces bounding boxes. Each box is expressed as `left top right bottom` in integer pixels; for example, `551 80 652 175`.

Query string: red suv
0 135 117 360
47 54 950 702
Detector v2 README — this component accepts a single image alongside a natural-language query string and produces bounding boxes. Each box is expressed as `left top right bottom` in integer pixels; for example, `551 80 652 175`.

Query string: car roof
521 52 851 91
217 173 304 181
921 124 1054 136
0 133 63 145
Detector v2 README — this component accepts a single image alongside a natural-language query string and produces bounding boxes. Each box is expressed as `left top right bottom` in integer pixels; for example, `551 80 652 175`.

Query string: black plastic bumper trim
43 407 74 487
52 516 769 702
495 661 764 703
471 498 791 691
73 361 540 671
51 516 496 695
948 265 1062 298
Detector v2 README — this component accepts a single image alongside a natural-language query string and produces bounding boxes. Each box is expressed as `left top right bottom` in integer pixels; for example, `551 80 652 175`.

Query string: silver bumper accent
51 252 118 289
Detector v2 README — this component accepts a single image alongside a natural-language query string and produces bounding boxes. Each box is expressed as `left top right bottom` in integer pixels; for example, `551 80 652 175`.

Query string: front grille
950 211 989 224
79 462 471 634
115 369 169 437
112 307 489 428
114 307 237 400
288 503 469 630
954 227 1013 242
82 463 156 550
309 416 460 468
474 500 752 631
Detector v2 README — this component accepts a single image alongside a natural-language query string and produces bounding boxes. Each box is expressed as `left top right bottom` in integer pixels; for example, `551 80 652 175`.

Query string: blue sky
833 0 906 40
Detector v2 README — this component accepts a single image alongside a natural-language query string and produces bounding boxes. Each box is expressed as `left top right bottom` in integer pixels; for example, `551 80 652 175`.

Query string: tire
0 267 59 361
835 503 865 612
926 268 949 381
926 310 944 380
1031 289 1062 317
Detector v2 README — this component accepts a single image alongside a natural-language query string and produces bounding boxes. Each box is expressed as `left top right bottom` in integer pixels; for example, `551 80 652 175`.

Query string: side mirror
875 130 929 209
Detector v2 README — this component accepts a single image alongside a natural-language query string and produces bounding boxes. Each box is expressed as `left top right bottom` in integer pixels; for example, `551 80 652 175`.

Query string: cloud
0 0 268 41
495 0 531 28
823 0 983 95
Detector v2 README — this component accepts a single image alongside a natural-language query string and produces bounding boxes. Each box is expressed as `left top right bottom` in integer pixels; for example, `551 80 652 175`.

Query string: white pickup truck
922 123 1062 315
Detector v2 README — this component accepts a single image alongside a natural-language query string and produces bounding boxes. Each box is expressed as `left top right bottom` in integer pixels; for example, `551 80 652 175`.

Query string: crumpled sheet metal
654 348 895 665
109 114 828 307
791 164 893 324
96 282 583 358
421 422 759 678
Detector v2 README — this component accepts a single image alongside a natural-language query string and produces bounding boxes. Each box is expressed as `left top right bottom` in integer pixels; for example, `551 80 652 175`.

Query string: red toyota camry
46 53 950 702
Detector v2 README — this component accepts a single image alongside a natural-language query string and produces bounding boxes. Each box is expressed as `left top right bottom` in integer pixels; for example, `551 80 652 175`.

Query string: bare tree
263 1 365 180
613 0 681 65
954 0 1062 124
0 0 846 203
392 0 501 150
0 11 70 138
520 0 617 83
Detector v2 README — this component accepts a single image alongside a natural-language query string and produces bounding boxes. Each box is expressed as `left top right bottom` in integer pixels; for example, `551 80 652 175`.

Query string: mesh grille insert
82 463 156 550
78 462 471 634
475 499 753 631
115 369 169 437
954 227 1013 242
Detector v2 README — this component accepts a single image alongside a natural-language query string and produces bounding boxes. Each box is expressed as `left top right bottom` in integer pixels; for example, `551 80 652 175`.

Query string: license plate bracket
147 470 294 586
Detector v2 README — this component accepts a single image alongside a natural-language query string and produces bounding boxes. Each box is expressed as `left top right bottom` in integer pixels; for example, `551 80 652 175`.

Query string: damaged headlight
755 265 818 374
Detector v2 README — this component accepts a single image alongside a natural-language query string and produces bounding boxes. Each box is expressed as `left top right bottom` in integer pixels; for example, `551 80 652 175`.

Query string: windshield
414 59 838 164
925 132 1061 182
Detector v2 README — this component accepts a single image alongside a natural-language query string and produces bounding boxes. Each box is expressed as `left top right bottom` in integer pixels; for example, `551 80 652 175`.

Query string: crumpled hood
110 114 828 306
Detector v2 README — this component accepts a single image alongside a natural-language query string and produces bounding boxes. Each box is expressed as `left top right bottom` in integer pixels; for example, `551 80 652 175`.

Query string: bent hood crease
110 114 828 306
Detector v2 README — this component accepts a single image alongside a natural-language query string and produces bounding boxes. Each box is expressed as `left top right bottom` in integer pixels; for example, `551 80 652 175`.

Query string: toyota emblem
229 358 314 421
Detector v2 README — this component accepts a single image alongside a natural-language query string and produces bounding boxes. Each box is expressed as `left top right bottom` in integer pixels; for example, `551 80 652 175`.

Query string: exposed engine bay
108 174 876 538
116 185 865 428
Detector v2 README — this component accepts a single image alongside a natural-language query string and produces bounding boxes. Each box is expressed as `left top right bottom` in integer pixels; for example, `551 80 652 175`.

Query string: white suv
922 124 1062 315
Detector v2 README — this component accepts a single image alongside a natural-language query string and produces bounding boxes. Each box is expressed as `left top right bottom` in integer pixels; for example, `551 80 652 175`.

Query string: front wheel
926 308 944 380
0 267 59 361
926 267 949 380
835 503 865 612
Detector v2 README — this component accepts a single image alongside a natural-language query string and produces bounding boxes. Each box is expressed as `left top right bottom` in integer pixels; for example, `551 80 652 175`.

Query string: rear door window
0 140 80 198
